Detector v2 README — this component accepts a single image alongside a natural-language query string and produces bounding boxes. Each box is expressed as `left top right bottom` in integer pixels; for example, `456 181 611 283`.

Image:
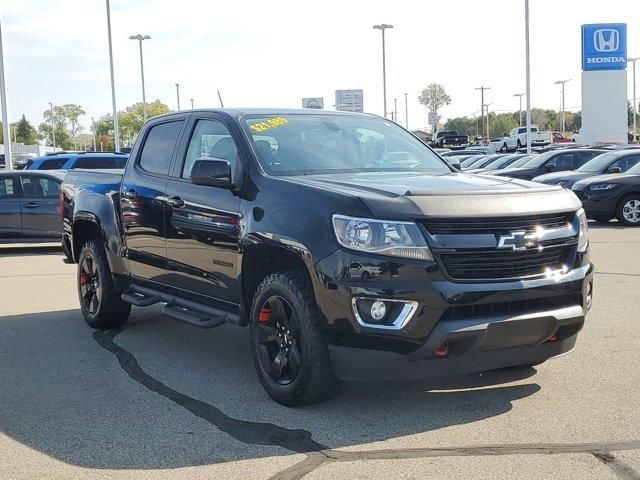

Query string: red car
552 132 571 143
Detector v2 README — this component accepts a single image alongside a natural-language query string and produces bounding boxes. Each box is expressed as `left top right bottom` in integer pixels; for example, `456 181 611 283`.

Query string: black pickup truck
432 130 469 149
61 109 593 405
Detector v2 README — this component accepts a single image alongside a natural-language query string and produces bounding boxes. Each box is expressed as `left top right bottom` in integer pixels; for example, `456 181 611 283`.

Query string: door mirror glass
190 158 234 188
607 166 622 174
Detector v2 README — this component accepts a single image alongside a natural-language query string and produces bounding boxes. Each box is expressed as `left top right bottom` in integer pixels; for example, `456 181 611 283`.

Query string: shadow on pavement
0 307 540 469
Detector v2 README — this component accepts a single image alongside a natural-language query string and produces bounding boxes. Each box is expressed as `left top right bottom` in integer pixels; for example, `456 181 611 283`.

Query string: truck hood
284 171 580 218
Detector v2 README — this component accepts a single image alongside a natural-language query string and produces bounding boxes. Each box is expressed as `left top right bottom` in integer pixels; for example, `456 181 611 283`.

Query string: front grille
440 293 582 322
421 212 574 235
437 245 575 281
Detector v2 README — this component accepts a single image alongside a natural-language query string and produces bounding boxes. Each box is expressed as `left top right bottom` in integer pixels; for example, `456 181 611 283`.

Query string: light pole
190 98 194 109
475 85 491 140
554 79 571 134
175 83 181 110
483 103 493 139
91 117 97 151
524 0 532 154
373 24 393 118
513 93 525 127
130 34 151 121
629 57 639 141
393 98 398 122
0 16 10 171
48 102 56 150
105 0 120 152
404 92 408 129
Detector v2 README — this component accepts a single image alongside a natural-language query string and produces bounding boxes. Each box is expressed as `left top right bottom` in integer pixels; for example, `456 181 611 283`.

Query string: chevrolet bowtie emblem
497 231 538 251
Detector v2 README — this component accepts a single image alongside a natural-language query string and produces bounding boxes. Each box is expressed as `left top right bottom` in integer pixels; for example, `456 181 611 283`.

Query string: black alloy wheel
79 255 101 315
255 295 302 385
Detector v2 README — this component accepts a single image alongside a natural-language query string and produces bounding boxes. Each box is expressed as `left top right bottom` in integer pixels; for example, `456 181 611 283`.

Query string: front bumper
314 248 593 381
572 190 618 217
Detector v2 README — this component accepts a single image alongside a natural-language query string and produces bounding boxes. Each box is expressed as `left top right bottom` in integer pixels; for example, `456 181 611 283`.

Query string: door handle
122 189 137 199
166 196 185 208
23 202 39 209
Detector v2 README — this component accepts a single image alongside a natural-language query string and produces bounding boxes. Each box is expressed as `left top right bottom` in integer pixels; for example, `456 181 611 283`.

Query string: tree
39 104 85 149
15 115 38 144
418 84 451 129
488 113 517 139
443 116 477 138
118 100 170 146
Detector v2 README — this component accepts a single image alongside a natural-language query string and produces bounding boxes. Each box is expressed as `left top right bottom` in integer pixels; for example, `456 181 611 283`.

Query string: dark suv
490 149 606 181
61 109 593 405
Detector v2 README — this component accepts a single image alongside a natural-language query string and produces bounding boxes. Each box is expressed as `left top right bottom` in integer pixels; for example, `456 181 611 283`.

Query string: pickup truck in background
503 126 553 151
431 130 469 149
61 108 593 406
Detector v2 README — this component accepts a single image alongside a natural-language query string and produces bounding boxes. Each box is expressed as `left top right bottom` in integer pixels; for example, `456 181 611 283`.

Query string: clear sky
2 0 638 133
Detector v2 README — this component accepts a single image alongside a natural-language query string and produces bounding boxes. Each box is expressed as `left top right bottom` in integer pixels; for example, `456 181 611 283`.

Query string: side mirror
607 166 622 174
190 158 234 188
446 158 461 170
546 164 556 172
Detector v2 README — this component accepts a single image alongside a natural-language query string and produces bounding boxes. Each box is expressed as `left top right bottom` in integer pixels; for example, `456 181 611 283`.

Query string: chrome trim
351 297 419 331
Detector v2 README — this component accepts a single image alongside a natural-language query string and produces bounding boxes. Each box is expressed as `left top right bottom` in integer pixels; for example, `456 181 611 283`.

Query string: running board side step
120 285 241 328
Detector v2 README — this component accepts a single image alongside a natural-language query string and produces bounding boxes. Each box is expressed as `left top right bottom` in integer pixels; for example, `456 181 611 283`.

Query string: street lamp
404 92 408 129
0 15 10 171
553 79 571 134
48 102 56 150
175 83 181 110
513 93 525 127
524 0 532 154
393 98 398 122
483 102 494 139
129 34 151 121
373 24 393 118
91 117 97 151
190 98 194 110
105 0 120 152
628 57 639 142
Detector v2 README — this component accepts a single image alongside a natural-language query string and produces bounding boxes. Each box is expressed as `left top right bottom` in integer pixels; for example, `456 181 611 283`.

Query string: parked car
459 154 492 169
0 170 63 242
488 137 507 153
503 126 553 151
467 154 526 172
26 152 128 171
439 150 484 157
478 155 538 174
490 148 606 181
431 130 469 149
572 161 640 225
533 150 640 188
552 132 571 143
62 108 592 405
461 154 505 170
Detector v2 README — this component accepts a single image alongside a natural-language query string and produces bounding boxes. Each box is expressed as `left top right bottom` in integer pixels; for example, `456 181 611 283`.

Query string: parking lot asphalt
0 223 639 480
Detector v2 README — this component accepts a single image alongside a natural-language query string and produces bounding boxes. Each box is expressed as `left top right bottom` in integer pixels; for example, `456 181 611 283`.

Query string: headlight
332 215 433 260
589 183 616 191
576 208 588 252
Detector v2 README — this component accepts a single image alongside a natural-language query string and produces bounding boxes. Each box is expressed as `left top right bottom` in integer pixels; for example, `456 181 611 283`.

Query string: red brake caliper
258 307 271 323
80 272 90 285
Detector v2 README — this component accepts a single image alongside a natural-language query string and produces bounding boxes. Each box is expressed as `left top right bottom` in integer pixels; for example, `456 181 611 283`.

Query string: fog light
370 301 387 321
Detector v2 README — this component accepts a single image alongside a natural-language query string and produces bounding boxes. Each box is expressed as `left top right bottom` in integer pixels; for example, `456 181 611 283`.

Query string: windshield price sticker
249 116 288 133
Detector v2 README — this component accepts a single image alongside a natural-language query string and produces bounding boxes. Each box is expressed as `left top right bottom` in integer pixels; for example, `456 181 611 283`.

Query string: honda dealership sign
582 23 627 71
580 23 627 145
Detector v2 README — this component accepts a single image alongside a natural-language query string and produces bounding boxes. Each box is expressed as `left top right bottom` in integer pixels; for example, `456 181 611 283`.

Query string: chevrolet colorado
61 109 593 405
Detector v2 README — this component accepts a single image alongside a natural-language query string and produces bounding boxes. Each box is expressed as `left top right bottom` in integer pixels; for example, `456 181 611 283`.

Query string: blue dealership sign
582 23 627 71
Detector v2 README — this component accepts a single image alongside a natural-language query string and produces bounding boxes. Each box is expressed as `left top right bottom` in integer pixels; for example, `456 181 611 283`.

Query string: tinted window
114 156 128 168
610 154 640 172
183 120 238 178
21 176 60 198
546 153 576 169
138 121 182 175
0 177 17 199
73 157 116 169
39 158 67 170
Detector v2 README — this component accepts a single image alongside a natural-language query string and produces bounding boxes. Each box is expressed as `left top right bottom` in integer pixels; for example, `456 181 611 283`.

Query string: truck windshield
243 114 450 175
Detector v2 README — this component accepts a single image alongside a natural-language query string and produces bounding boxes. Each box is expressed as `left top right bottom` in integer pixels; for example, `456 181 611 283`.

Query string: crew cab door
0 175 21 239
163 114 243 306
121 117 185 282
18 174 62 238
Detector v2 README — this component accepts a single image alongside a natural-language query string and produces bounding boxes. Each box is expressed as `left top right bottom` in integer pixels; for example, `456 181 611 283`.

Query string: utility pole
404 92 408 129
475 85 491 140
175 83 181 110
91 117 97 151
554 79 571 134
217 89 224 108
373 24 393 118
48 102 56 150
629 57 639 141
105 0 120 152
130 34 151 121
513 93 525 127
393 98 398 123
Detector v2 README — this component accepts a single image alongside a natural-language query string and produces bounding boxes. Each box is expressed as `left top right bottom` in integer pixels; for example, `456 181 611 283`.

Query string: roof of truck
154 108 375 120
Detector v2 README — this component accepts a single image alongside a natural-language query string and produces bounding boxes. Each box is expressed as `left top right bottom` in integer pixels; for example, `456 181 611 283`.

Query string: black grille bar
421 212 574 235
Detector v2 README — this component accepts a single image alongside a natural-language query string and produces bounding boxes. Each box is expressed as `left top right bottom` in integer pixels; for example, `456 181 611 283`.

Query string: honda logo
497 231 538 251
594 29 619 52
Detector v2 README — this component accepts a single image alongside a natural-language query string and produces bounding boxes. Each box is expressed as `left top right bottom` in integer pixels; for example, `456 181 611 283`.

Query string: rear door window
0 177 17 199
20 176 61 198
138 121 183 176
